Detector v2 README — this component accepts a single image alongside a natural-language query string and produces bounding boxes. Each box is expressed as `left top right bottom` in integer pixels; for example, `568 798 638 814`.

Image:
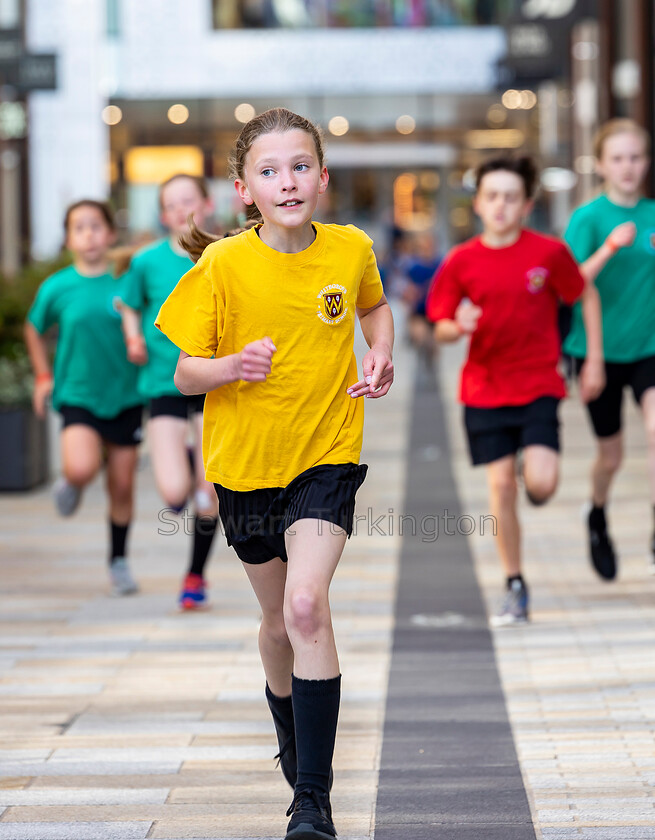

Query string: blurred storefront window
106 0 120 37
0 0 20 29
211 0 520 29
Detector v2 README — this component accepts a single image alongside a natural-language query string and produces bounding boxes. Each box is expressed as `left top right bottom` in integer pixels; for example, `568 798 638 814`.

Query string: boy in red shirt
427 156 604 625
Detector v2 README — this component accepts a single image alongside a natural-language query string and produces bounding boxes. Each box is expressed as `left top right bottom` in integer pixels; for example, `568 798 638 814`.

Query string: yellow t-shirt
155 222 384 491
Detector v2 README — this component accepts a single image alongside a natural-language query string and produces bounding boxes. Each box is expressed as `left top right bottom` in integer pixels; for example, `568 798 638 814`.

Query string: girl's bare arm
24 322 53 417
174 338 277 395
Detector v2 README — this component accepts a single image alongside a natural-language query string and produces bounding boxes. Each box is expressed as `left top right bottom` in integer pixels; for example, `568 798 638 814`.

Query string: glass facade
212 0 520 29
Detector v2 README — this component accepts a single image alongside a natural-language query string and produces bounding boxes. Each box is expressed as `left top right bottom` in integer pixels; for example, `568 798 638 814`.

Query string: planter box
0 406 49 491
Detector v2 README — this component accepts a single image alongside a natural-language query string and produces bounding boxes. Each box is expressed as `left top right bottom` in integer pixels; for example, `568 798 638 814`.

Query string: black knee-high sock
266 682 296 784
188 515 218 577
109 520 129 565
266 682 294 737
589 504 606 531
292 674 340 796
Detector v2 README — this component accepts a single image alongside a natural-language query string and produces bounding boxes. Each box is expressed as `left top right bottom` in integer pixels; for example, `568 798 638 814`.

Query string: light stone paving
439 340 655 840
0 323 413 840
5 319 654 840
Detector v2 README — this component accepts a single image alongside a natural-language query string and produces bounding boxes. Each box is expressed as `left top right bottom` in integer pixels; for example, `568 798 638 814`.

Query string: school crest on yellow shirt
526 267 548 294
317 284 348 325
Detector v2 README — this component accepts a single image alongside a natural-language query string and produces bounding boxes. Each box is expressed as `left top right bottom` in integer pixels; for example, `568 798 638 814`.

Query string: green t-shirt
121 239 194 399
564 194 655 362
27 266 142 418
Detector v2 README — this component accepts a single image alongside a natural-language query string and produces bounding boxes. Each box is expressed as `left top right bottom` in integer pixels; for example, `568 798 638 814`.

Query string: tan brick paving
440 341 655 840
4 326 655 840
0 328 412 840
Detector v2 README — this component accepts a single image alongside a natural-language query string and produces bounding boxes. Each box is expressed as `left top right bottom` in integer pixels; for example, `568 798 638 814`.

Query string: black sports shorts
149 393 205 419
215 463 368 564
573 355 655 438
60 404 143 447
464 396 560 466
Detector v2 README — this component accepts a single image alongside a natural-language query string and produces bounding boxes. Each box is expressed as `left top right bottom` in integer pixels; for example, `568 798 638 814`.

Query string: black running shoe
587 505 617 580
285 790 336 840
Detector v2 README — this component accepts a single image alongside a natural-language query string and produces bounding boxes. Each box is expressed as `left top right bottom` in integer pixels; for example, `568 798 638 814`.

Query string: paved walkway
1 326 654 840
440 340 655 840
0 325 411 840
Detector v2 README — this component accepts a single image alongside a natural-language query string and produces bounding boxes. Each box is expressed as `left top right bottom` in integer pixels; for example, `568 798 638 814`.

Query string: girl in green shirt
565 119 655 580
25 200 142 597
121 175 219 610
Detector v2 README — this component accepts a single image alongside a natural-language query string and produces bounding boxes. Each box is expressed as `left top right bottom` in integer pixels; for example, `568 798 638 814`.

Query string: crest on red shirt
526 267 548 294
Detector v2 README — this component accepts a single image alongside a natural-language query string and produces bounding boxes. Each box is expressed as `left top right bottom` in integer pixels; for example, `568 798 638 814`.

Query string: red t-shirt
426 229 584 408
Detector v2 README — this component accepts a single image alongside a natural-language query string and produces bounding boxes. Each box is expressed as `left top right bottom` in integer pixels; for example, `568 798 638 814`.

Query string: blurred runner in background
564 119 655 581
121 175 220 610
428 155 604 626
24 200 143 597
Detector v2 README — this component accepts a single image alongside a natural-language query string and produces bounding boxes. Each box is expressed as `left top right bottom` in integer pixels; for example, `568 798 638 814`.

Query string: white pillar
26 0 108 259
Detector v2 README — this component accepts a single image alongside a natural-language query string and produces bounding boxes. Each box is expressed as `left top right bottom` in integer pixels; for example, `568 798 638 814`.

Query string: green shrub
0 256 69 405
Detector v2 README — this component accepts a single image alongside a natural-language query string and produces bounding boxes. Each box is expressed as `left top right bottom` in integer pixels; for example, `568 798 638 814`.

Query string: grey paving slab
49 747 272 762
0 749 51 761
0 684 105 696
542 832 655 840
67 717 271 736
374 359 536 838
0 823 151 840
0 761 182 776
0 789 170 806
375 826 535 840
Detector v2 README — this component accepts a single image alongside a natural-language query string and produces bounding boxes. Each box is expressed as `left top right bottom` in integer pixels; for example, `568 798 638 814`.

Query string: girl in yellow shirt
157 108 394 840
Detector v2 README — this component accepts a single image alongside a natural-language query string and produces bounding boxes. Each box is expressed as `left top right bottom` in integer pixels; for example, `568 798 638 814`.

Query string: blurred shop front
101 0 513 255
24 0 655 261
26 0 508 257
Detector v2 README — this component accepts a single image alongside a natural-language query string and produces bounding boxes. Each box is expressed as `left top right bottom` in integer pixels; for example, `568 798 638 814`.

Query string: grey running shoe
490 579 529 627
53 478 82 517
110 558 139 596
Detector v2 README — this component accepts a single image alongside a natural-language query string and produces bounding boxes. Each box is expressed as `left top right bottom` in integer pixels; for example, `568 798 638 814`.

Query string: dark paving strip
373 360 536 839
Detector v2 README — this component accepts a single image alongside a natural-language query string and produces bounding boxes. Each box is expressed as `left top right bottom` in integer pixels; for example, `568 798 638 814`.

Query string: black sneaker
587 505 617 580
285 790 336 840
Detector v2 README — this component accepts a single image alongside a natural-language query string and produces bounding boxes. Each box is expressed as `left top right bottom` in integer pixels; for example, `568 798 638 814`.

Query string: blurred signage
500 0 597 83
0 29 57 91
13 54 56 90
0 29 20 61
0 53 56 91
